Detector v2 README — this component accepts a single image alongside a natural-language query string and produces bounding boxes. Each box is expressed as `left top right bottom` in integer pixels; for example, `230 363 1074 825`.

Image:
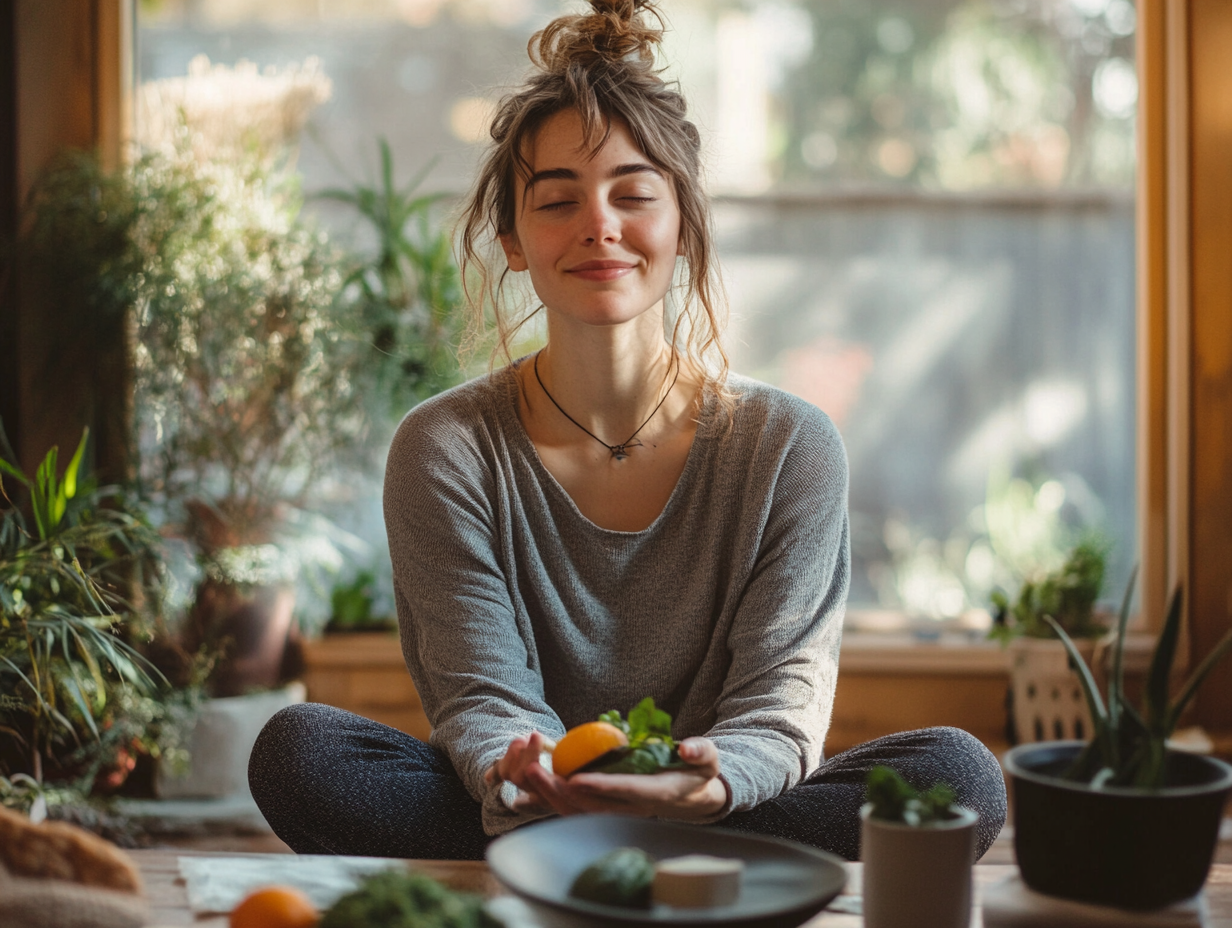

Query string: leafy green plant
317 139 463 417
23 148 371 553
865 765 959 825
990 538 1109 643
1049 570 1232 789
0 424 172 786
325 570 394 632
587 698 688 775
320 869 502 928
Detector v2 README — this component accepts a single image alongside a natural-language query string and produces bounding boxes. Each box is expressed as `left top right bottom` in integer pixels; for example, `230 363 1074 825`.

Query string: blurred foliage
24 148 380 550
0 425 199 791
317 140 464 418
773 0 1136 189
989 535 1109 642
326 569 395 632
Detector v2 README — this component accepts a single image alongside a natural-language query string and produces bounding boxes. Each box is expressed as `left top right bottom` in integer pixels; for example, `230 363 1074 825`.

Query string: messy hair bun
531 0 664 75
459 0 733 408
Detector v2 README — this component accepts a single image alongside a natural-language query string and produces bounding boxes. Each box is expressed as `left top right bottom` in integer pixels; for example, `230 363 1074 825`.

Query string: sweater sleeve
382 392 565 835
706 402 850 815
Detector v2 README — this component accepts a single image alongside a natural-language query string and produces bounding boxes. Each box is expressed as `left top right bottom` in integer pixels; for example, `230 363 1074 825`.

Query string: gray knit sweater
383 366 849 836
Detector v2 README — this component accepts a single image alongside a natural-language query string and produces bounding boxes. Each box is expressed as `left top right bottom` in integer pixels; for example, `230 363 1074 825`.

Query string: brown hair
458 0 732 400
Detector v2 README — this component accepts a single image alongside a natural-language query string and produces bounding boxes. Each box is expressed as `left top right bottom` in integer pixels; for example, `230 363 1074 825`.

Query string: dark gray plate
486 814 847 928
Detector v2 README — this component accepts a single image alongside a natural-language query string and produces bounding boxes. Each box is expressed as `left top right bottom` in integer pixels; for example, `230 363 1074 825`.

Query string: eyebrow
525 162 664 190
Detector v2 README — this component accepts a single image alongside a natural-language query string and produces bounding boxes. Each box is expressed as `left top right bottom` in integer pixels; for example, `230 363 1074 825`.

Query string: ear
499 231 528 272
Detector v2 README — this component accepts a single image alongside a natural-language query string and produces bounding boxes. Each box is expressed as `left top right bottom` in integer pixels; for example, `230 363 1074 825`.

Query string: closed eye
620 196 657 204
537 200 575 211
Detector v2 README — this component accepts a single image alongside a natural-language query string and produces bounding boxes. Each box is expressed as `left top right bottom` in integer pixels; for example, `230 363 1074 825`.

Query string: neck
534 304 676 441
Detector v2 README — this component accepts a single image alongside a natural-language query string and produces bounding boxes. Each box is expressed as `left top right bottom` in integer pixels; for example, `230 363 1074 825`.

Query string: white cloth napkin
177 854 404 914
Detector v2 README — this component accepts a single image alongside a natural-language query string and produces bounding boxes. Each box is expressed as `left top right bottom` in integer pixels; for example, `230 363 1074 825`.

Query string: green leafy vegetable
320 870 503 928
569 847 656 909
865 765 958 825
584 698 688 775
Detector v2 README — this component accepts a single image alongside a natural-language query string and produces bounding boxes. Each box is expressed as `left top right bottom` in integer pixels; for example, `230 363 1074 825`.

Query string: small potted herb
990 539 1109 743
860 766 978 928
1005 572 1232 910
325 571 396 634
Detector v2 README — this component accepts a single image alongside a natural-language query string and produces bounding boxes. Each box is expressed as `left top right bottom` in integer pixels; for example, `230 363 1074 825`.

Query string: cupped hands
483 732 728 820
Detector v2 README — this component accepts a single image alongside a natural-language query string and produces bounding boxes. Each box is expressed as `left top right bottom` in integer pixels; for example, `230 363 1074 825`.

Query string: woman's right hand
483 730 557 813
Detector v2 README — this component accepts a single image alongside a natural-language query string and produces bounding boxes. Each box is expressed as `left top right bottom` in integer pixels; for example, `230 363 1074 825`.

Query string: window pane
138 0 1136 628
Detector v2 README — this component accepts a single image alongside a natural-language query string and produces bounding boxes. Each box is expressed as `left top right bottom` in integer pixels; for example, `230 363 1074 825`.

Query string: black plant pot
1006 741 1232 910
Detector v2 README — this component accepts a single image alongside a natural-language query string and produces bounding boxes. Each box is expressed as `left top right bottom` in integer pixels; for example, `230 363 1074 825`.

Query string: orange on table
552 720 628 777
230 885 318 928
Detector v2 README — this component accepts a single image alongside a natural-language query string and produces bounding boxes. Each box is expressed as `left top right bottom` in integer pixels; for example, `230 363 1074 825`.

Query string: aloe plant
1048 569 1232 789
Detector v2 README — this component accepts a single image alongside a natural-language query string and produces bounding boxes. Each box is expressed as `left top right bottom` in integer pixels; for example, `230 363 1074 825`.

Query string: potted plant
860 766 978 928
1005 572 1232 910
0 425 196 803
316 138 464 421
990 538 1109 743
324 570 395 634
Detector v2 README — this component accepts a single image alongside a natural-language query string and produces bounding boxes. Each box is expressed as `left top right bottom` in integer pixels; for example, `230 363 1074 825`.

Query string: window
137 0 1139 633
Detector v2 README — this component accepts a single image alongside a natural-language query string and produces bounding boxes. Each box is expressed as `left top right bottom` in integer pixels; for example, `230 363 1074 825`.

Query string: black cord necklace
533 349 680 461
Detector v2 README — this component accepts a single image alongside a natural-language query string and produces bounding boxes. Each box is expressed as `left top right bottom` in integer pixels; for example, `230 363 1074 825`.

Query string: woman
249 0 1006 861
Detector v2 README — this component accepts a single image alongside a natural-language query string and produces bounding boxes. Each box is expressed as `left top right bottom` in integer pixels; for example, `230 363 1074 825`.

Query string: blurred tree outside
746 0 1137 190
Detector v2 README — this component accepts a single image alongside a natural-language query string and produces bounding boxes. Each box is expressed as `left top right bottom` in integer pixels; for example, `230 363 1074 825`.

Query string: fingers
677 737 721 777
525 761 597 816
488 733 723 821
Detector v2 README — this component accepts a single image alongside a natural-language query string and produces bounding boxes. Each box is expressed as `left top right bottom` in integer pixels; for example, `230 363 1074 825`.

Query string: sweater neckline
494 361 715 537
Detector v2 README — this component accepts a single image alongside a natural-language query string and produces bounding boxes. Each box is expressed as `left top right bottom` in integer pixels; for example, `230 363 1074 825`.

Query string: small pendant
611 445 629 461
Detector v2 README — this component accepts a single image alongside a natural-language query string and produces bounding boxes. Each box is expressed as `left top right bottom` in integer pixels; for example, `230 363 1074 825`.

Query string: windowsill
839 628 1159 675
840 632 1009 675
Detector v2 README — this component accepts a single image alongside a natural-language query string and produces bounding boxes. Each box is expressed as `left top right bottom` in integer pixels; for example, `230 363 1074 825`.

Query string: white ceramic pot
860 804 979 928
1008 637 1096 743
156 682 306 800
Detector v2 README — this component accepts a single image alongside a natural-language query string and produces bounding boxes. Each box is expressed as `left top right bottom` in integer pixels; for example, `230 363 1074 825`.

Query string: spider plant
1049 569 1232 789
0 423 164 785
316 138 463 416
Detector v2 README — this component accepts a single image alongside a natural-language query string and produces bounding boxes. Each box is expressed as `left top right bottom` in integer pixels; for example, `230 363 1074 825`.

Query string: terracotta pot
860 804 978 928
187 579 296 697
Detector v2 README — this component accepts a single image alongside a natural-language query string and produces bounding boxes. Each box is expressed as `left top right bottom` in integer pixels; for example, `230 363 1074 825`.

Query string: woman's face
500 109 682 331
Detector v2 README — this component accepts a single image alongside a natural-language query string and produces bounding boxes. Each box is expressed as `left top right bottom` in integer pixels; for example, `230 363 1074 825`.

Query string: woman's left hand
520 737 728 820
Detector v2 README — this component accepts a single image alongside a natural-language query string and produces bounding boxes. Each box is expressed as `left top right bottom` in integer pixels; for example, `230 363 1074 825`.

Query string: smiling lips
566 259 636 281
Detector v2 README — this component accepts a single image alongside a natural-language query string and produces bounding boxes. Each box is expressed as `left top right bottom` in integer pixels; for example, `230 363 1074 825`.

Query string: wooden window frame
1137 0 1232 735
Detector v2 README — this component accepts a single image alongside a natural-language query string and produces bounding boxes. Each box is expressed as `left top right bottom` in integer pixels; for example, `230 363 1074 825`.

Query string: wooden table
133 851 1232 927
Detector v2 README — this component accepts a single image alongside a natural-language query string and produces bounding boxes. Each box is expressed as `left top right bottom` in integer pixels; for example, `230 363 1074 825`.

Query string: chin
546 292 666 329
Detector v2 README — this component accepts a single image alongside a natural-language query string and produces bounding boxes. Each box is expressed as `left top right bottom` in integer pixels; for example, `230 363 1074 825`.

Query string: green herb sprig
585 697 689 775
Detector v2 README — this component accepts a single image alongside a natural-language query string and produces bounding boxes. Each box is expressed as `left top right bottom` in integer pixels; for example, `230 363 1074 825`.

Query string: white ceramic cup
860 803 979 928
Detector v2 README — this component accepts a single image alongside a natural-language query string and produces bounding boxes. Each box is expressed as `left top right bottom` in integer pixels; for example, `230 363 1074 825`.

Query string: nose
580 199 620 245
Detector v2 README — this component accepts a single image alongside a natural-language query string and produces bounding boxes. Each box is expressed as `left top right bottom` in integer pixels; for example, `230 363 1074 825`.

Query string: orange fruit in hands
230 885 318 928
552 721 629 777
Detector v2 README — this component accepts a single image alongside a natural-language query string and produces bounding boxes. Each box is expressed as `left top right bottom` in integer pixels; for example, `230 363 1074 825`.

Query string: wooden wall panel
1189 0 1232 732
827 672 1009 757
12 0 131 480
0 1 17 453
